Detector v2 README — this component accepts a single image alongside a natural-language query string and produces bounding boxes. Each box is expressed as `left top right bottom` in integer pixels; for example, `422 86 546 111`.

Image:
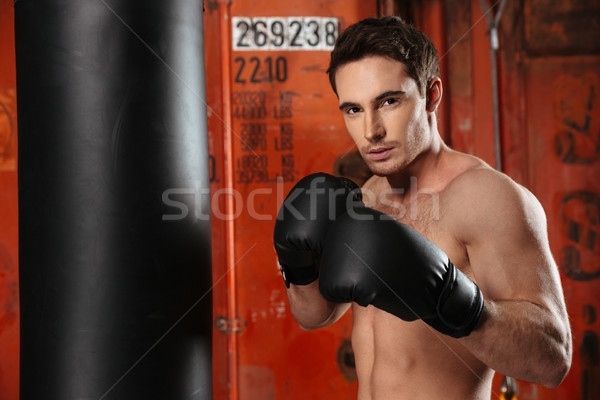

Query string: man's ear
426 77 443 113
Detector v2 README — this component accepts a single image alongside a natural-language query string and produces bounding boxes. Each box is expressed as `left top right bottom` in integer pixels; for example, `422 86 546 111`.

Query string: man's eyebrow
374 90 406 102
338 90 406 111
338 101 357 111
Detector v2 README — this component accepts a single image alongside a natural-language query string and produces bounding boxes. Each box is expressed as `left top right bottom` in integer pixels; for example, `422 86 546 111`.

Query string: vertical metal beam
478 0 508 171
217 1 240 399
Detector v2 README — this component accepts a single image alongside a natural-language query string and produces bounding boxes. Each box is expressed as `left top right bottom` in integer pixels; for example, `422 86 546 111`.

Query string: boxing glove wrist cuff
278 262 318 288
432 263 485 338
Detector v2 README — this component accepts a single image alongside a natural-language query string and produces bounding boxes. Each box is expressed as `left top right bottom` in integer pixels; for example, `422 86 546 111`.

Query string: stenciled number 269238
232 17 340 51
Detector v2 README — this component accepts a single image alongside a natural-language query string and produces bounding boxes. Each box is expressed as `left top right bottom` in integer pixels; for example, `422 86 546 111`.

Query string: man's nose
364 110 385 141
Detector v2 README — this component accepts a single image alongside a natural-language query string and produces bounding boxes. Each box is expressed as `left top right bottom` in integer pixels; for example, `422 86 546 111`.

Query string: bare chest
366 190 470 272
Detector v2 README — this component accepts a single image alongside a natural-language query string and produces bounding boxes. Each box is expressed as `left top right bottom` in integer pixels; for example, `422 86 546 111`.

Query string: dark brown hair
327 16 440 97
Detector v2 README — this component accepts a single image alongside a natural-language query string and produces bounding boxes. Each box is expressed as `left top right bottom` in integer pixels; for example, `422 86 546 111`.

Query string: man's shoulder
442 159 547 240
443 162 532 207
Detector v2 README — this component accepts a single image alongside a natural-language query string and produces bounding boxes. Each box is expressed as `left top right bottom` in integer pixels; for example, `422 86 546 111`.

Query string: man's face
335 56 430 177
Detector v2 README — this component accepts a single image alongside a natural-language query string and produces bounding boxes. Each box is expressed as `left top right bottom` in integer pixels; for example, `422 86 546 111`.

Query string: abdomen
351 304 493 400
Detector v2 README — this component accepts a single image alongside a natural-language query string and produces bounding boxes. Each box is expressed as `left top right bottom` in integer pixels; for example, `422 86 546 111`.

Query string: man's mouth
367 147 393 160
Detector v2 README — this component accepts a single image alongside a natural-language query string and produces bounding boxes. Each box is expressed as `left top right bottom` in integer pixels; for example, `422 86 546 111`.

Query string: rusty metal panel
444 0 498 168
524 0 600 56
445 0 476 155
446 0 600 398
415 0 450 143
524 56 600 400
204 1 377 398
470 0 500 168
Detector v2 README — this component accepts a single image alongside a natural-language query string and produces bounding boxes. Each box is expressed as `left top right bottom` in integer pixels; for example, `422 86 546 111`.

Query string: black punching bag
15 1 212 399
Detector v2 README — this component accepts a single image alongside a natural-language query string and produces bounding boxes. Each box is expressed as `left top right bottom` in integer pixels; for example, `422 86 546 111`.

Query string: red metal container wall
445 0 600 398
0 1 19 399
204 0 600 398
504 1 600 398
204 2 377 398
525 57 600 400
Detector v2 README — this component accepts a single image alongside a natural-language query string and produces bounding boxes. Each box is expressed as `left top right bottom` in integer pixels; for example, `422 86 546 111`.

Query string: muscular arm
462 297 570 387
450 169 572 387
287 281 351 331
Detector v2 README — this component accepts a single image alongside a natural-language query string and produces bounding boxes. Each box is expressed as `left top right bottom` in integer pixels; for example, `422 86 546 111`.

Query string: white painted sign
232 17 340 51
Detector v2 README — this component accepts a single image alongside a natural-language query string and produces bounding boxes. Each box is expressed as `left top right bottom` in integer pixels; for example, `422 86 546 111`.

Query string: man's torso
351 152 495 400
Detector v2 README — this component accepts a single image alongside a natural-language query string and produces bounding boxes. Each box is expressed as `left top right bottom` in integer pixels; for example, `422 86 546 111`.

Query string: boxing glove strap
434 262 485 338
278 261 319 288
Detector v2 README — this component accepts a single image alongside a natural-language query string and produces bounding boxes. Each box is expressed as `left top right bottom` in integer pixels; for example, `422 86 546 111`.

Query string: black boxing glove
273 173 362 288
319 206 484 338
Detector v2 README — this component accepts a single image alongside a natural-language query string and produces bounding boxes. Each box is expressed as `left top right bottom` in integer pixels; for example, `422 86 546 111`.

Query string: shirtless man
273 16 572 399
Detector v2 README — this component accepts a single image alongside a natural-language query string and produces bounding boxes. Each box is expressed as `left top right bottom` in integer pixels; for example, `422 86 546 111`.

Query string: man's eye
346 107 360 115
382 98 397 107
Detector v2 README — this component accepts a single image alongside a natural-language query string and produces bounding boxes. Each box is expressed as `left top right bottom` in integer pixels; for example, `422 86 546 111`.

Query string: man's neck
386 129 447 197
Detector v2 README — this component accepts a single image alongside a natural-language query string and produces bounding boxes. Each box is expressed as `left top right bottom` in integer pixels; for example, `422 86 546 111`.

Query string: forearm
459 298 572 387
287 280 351 330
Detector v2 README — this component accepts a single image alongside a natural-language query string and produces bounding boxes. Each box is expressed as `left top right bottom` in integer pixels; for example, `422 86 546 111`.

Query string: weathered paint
204 1 375 398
